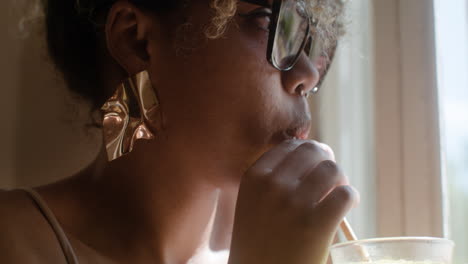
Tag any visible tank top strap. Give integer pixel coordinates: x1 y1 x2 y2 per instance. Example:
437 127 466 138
20 188 80 264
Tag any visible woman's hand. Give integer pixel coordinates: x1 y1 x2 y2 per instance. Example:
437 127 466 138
228 139 359 264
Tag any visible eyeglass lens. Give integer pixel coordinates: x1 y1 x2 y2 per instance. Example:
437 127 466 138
306 36 334 79
272 0 336 85
271 0 309 70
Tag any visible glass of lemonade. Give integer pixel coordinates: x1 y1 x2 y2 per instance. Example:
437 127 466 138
330 237 454 264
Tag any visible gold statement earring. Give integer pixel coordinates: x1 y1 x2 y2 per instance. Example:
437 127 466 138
101 70 162 161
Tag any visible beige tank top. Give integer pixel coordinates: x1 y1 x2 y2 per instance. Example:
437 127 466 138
21 188 79 264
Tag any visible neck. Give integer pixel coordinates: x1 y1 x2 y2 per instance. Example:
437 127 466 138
87 135 247 264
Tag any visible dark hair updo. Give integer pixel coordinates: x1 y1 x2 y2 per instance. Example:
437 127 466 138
43 0 238 113
43 0 185 112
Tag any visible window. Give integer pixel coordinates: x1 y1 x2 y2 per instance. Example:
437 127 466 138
434 0 468 262
313 0 376 239
315 1 468 255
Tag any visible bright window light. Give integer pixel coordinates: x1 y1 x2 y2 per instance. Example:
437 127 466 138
434 0 468 262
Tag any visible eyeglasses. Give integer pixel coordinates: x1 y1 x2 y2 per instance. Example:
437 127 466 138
240 0 337 89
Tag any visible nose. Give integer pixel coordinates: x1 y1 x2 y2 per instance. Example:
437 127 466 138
280 52 320 96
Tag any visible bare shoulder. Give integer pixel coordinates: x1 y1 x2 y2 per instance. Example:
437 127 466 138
0 189 40 232
0 189 66 263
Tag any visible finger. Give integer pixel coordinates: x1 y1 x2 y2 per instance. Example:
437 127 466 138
246 139 309 177
296 160 347 204
271 142 332 184
313 185 359 230
318 143 335 162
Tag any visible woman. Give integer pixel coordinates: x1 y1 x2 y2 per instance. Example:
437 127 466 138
0 0 358 263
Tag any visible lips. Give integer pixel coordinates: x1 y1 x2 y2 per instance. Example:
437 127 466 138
284 120 312 140
296 123 311 139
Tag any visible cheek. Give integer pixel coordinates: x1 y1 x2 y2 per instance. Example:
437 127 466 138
209 28 290 135
243 85 293 143
229 24 294 139
151 14 292 143
172 23 274 115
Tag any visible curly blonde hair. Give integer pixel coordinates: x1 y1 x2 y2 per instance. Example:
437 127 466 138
205 0 347 50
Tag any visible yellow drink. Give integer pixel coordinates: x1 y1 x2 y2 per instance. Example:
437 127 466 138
330 237 454 264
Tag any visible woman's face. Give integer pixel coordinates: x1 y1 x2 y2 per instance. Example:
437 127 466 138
137 0 320 169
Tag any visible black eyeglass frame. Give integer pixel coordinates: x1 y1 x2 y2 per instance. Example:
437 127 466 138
240 0 337 89
241 0 313 71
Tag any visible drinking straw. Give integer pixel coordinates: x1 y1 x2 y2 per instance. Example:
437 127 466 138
339 218 372 261
340 218 358 241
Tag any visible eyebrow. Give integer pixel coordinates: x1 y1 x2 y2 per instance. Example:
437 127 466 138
240 0 271 7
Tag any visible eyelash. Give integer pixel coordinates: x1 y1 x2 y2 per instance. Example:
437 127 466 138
239 8 273 31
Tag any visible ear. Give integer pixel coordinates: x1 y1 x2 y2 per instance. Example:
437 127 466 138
105 0 157 75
